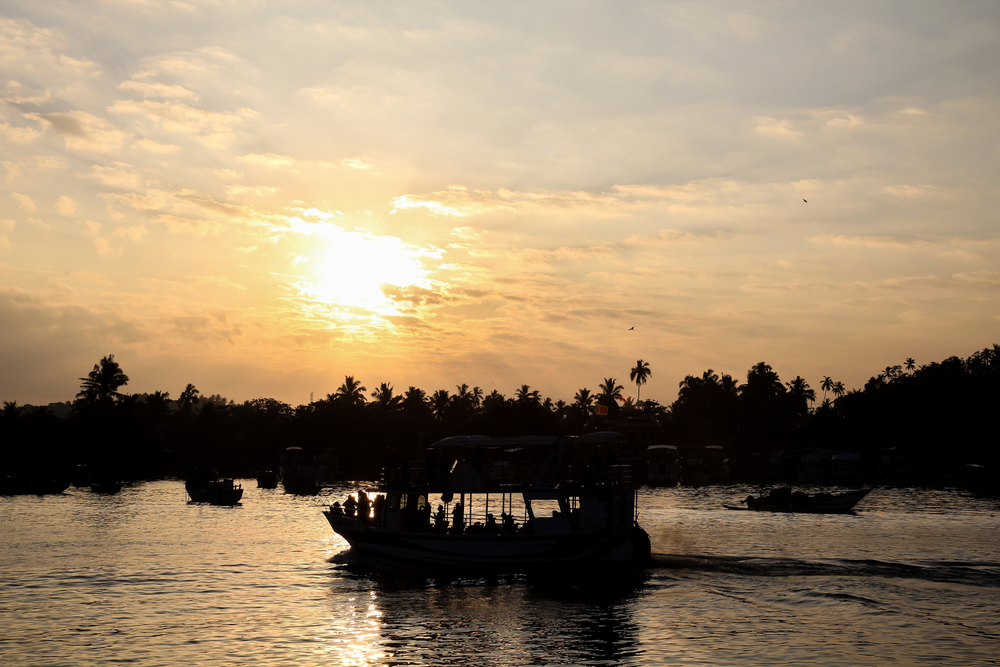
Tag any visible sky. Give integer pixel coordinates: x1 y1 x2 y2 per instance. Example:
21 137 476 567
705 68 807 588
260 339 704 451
1 1 998 408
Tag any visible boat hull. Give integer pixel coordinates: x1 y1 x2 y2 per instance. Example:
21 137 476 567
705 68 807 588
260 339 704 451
325 513 649 571
185 479 243 505
724 488 873 513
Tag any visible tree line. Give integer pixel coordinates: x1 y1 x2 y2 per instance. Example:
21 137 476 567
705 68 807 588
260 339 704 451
2 346 997 483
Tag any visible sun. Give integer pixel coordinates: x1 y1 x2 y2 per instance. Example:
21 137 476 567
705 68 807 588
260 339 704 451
309 229 431 313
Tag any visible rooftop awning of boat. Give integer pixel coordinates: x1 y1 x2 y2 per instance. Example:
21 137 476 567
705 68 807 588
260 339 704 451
431 435 564 449
576 431 630 445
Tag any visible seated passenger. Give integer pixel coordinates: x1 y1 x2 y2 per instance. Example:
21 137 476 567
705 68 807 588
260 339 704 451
484 513 499 535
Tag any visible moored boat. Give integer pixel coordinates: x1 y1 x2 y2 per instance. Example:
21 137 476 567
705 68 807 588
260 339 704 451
281 447 319 495
185 476 243 505
324 432 651 572
724 486 874 513
89 478 123 495
0 474 72 495
256 469 279 489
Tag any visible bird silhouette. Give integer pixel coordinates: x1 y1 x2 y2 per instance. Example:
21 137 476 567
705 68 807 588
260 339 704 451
803 199 808 203
628 326 634 330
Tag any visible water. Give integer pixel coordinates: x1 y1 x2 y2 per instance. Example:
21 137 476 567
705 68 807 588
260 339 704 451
2 483 998 666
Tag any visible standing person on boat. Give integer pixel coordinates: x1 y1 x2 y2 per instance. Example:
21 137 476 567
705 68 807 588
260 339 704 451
372 494 385 525
344 495 357 517
450 502 464 534
358 490 370 524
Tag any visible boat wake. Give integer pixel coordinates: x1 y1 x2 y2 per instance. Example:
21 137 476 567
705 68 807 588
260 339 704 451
649 553 1000 587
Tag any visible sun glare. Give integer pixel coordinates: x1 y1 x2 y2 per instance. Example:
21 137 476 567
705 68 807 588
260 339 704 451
310 230 430 312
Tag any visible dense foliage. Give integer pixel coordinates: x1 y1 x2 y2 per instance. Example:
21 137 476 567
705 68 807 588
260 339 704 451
1 345 997 483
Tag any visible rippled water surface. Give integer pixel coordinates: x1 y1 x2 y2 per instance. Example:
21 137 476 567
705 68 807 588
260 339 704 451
2 483 998 666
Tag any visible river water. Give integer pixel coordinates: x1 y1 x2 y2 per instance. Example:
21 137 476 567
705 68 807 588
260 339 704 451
1 482 997 666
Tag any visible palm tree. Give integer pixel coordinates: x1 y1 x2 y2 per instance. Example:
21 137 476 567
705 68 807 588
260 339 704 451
832 381 846 399
430 389 451 421
905 357 916 373
76 354 130 406
2 400 21 420
371 382 401 411
144 391 171 422
820 376 833 402
629 359 652 403
471 386 483 410
515 384 540 404
785 376 816 413
178 383 201 408
401 386 430 418
597 377 624 405
335 376 367 406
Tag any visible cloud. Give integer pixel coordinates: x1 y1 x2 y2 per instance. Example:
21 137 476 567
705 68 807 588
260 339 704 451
91 162 142 189
153 213 225 236
24 111 126 152
109 99 253 144
100 190 169 211
237 153 297 167
225 185 279 197
342 158 373 170
55 196 78 215
132 138 181 154
112 225 149 242
754 116 803 139
810 234 928 250
118 80 199 100
93 237 121 256
11 192 35 211
0 121 42 143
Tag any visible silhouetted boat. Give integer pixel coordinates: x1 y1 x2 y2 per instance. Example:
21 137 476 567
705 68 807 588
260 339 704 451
89 478 123 494
256 470 279 489
185 477 243 505
724 487 874 513
324 432 651 571
0 475 72 495
281 447 319 495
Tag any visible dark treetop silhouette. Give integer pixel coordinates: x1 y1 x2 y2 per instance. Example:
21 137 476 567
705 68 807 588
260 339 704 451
2 345 998 488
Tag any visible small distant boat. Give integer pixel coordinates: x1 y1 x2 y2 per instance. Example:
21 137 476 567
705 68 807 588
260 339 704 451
0 475 72 495
281 447 319 495
185 477 243 505
724 487 874 513
256 470 279 489
89 478 123 495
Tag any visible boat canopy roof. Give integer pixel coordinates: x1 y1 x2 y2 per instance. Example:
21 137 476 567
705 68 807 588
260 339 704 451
431 435 563 449
430 431 631 449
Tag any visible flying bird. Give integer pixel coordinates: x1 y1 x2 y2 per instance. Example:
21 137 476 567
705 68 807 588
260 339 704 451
629 326 634 330
803 199 808 203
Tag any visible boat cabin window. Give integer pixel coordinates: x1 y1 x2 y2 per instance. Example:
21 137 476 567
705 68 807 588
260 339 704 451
416 494 427 511
527 498 561 519
389 494 400 511
399 494 408 510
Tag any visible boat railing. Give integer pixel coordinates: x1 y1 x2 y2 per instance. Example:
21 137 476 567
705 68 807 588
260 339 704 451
379 460 637 491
